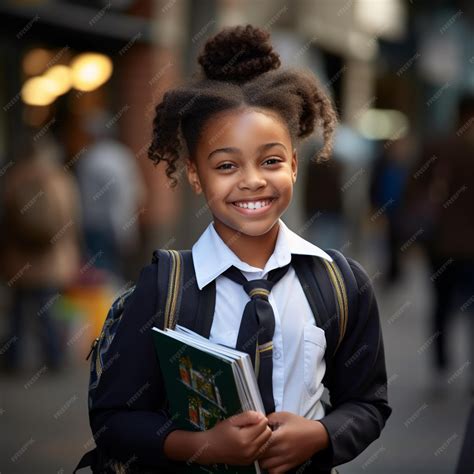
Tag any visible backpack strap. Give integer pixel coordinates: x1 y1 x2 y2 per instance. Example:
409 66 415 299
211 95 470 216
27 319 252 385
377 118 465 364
292 254 332 330
324 248 358 351
153 249 185 329
293 249 357 358
320 252 348 353
173 249 216 337
293 254 339 357
153 249 216 337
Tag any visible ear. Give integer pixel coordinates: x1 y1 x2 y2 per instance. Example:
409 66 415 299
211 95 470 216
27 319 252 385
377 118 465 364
291 149 298 183
186 158 202 195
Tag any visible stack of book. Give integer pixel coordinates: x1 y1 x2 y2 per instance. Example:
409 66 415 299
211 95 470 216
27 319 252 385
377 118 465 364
152 325 265 473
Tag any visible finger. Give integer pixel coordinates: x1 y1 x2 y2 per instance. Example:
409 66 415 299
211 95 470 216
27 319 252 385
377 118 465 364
266 415 284 431
257 427 283 454
257 442 280 461
241 416 270 441
253 426 273 455
260 455 288 471
263 423 282 445
229 410 265 428
257 431 283 460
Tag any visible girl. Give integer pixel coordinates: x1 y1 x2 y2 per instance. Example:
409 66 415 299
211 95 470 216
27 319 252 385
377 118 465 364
89 25 391 474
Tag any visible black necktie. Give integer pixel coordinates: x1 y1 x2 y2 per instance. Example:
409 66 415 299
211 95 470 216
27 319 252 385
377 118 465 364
222 262 291 414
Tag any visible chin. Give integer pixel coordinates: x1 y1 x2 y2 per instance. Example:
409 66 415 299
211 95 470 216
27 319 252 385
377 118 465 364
232 219 280 237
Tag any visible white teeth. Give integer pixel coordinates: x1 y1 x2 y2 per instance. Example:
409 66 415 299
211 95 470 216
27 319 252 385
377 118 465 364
234 199 272 209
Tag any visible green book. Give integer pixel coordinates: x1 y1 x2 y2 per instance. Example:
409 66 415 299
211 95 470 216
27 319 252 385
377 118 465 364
151 325 265 474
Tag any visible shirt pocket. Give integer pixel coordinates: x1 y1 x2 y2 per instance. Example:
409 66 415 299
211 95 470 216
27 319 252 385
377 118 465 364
303 323 327 395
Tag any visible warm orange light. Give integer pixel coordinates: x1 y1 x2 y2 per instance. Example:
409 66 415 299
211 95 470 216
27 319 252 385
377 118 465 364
44 65 72 96
21 77 57 106
70 53 113 91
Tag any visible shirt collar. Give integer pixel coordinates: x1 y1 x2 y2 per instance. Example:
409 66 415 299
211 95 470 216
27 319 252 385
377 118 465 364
192 218 333 290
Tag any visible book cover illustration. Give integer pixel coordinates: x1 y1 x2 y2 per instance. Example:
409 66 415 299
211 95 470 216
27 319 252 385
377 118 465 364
178 354 225 430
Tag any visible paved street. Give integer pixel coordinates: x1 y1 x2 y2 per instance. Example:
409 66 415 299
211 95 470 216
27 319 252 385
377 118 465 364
338 251 471 474
1 252 471 474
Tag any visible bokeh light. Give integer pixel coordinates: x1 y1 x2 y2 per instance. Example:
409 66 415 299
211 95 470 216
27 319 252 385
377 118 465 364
70 53 113 92
21 76 58 106
43 65 73 96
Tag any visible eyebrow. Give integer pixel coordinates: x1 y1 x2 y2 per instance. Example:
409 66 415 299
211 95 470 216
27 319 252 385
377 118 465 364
207 142 287 160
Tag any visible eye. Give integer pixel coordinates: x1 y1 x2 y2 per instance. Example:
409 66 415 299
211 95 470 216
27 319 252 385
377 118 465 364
263 157 282 166
216 163 235 170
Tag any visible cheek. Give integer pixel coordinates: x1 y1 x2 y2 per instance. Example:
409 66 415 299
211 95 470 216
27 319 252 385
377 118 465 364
275 173 294 196
203 181 229 208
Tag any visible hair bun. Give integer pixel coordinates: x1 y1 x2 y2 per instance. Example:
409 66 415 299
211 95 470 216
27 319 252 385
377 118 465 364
197 24 280 83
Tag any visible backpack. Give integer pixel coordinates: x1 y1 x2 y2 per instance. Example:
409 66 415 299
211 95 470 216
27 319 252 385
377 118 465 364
74 248 357 473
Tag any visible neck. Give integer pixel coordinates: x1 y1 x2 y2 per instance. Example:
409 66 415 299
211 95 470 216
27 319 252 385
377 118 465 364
213 221 281 270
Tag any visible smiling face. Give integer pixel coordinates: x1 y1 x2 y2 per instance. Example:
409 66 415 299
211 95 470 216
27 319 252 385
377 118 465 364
186 106 297 241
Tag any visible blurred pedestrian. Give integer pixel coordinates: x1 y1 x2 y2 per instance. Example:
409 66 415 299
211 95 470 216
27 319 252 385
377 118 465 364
0 135 81 372
76 109 146 281
405 94 474 374
369 136 413 284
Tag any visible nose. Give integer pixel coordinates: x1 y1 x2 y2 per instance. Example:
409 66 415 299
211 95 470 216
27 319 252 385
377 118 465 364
238 165 267 191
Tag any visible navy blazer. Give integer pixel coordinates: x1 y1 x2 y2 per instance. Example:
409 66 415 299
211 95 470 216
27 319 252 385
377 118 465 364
89 257 392 472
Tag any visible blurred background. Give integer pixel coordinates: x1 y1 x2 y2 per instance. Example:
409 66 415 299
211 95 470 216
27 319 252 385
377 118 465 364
0 0 473 472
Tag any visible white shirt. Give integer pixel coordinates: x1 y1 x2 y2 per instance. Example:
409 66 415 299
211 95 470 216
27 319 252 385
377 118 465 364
192 218 333 420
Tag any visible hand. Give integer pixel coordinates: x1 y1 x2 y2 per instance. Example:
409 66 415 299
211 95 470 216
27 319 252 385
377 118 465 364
257 411 330 473
202 410 273 466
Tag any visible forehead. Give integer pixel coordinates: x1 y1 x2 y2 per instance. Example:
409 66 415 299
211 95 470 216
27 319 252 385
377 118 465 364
198 107 291 150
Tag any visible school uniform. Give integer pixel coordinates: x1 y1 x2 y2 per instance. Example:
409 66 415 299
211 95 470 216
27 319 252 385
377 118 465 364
89 219 391 473
193 218 329 421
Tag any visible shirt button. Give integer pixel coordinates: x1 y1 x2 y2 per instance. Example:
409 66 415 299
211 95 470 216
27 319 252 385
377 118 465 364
274 349 281 359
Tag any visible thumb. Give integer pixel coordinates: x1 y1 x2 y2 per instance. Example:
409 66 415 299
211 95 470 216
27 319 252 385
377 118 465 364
229 410 265 428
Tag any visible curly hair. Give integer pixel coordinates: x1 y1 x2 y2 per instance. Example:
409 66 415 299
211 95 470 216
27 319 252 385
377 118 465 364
148 24 338 188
